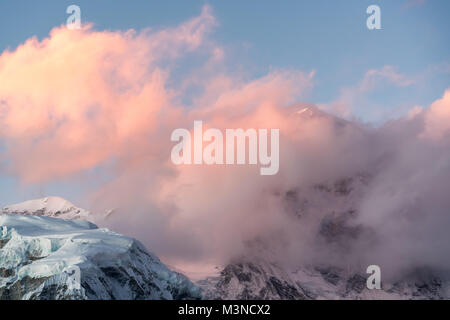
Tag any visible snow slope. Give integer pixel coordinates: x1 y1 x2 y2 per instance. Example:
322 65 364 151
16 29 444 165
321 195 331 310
0 214 200 300
2 197 90 220
198 259 450 300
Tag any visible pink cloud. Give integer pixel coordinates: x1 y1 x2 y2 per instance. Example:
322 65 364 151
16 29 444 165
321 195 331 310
1 5 450 277
0 6 216 183
422 89 450 140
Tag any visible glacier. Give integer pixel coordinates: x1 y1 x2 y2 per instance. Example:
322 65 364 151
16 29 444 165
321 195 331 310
0 212 200 300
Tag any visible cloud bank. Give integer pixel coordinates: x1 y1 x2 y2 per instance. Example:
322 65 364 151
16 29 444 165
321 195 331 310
0 6 449 278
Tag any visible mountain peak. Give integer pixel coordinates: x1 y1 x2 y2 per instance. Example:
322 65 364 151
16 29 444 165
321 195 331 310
0 213 200 299
2 196 90 220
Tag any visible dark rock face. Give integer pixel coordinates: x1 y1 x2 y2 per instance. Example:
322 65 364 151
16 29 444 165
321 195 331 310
198 261 314 300
345 274 367 294
268 276 306 299
316 266 342 286
0 239 9 249
0 268 14 278
0 276 49 300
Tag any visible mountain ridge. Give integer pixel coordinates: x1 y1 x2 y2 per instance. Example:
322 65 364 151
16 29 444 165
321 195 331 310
0 207 200 300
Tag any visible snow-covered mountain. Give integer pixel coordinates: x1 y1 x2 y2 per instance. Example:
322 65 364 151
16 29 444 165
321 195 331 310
2 197 90 220
2 191 449 300
0 212 200 300
197 174 450 300
198 259 450 300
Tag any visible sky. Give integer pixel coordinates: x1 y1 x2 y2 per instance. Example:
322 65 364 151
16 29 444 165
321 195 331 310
1 0 448 109
0 1 449 270
0 0 448 201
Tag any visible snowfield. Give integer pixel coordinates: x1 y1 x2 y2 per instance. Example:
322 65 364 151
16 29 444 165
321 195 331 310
2 196 90 220
0 212 200 300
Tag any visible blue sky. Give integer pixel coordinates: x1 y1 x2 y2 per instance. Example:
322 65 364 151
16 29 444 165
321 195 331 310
0 0 449 205
0 0 448 110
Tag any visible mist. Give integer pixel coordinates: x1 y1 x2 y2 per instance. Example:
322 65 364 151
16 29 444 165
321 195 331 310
0 6 449 280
